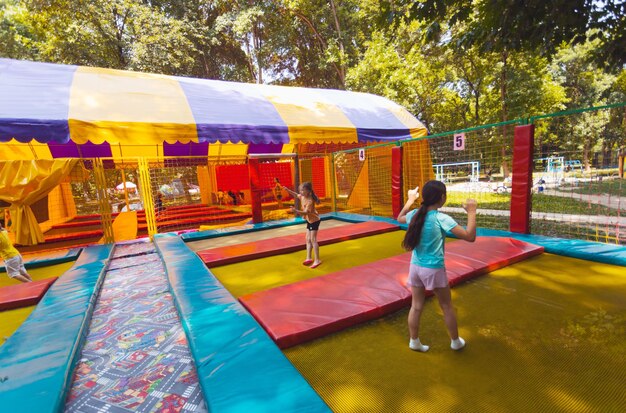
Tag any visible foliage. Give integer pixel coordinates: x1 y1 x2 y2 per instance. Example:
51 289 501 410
0 0 623 149
392 0 626 68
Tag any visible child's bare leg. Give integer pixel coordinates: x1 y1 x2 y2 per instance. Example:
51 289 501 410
433 286 465 350
12 274 31 283
433 286 458 338
20 269 33 282
408 286 429 352
305 230 313 261
310 230 320 264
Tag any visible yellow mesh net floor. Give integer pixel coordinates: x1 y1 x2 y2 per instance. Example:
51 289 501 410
285 253 626 413
211 229 625 412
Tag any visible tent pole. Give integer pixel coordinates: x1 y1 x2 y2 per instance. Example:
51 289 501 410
121 168 130 210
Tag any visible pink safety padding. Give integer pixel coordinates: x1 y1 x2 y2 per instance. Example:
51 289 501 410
198 221 399 267
240 237 543 349
0 277 58 311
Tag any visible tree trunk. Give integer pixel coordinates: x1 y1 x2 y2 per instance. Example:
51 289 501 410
328 0 346 88
583 139 591 172
602 141 611 168
253 22 263 84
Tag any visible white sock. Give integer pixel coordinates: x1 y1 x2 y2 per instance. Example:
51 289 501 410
409 338 429 352
451 337 466 350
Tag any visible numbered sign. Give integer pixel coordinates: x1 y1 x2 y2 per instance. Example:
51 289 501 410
358 148 366 161
453 133 465 151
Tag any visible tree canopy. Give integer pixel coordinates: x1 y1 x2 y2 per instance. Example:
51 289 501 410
0 0 624 139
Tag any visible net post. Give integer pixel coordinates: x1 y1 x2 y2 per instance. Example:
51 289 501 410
138 158 157 239
93 158 114 244
248 157 263 223
510 124 534 234
391 144 403 218
330 153 337 213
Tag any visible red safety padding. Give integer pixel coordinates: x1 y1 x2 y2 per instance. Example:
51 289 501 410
240 237 543 349
216 164 250 192
198 221 399 267
510 124 534 233
45 230 103 243
0 277 58 311
311 157 326 198
248 158 263 223
391 146 403 219
138 212 252 231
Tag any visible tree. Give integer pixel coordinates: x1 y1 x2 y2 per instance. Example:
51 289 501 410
548 39 617 170
0 0 37 59
391 0 626 68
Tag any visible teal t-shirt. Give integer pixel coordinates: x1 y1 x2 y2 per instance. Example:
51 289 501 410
405 209 458 269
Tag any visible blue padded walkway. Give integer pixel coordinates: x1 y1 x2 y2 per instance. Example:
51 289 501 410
0 245 113 413
64 241 207 412
154 233 330 413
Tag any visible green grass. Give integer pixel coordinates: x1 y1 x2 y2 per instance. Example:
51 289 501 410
561 179 625 197
532 193 620 216
530 219 622 244
446 192 510 210
447 191 619 216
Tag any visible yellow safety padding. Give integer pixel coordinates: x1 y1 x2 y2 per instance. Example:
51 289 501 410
347 160 370 209
0 159 78 245
111 211 138 242
47 182 77 225
197 166 211 205
199 217 251 231
68 66 197 145
0 306 34 347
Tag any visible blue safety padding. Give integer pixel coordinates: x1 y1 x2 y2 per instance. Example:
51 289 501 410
180 217 304 242
182 212 400 243
180 216 330 242
325 211 400 226
380 210 626 267
475 229 626 267
0 248 82 273
154 233 330 413
0 244 114 413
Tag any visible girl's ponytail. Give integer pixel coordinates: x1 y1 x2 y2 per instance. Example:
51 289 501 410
401 180 447 251
311 190 320 204
402 205 429 250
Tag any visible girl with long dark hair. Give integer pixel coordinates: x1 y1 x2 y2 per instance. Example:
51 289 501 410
397 180 477 352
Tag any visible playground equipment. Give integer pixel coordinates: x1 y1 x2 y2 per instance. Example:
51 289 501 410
535 156 564 173
0 58 428 248
434 161 480 183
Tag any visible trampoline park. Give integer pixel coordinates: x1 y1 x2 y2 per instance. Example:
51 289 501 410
0 58 625 413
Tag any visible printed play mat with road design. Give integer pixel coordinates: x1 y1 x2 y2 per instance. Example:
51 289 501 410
65 242 207 412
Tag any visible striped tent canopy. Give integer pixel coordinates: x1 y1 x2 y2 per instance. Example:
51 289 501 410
0 58 427 160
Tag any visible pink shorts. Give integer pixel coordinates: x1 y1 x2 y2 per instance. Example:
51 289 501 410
407 264 449 290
